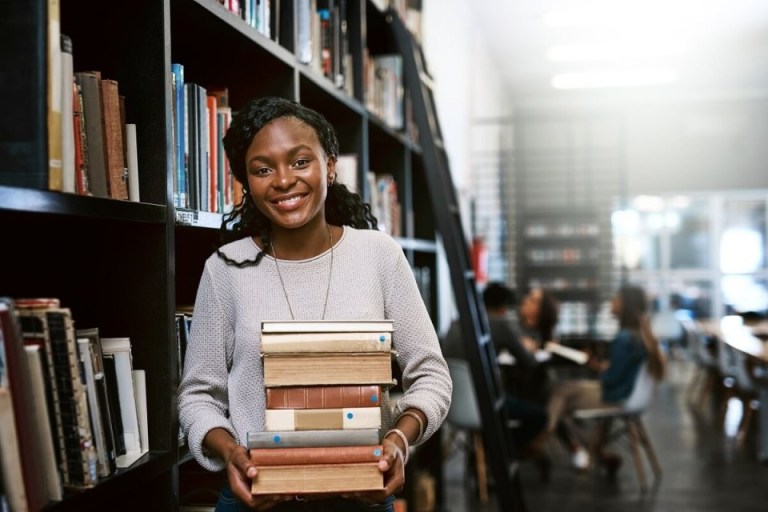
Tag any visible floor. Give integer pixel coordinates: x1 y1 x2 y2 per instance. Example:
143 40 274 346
442 358 768 512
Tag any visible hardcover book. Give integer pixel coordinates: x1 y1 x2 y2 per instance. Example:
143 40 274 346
250 463 384 495
544 341 589 365
265 385 382 409
265 406 381 431
262 352 393 387
247 428 381 449
250 445 383 466
261 319 394 334
260 331 392 353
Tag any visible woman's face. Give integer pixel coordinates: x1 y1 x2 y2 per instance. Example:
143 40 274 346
521 288 543 325
611 294 622 318
244 116 335 233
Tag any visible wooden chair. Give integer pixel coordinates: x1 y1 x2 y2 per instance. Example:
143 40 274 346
572 363 662 491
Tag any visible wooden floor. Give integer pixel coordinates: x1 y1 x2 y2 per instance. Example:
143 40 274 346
442 358 768 512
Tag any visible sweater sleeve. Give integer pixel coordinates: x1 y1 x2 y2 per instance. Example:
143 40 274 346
178 260 237 471
383 242 452 445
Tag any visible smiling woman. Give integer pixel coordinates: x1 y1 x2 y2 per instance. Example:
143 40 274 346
177 97 452 512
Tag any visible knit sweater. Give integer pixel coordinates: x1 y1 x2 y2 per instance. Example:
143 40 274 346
178 226 452 471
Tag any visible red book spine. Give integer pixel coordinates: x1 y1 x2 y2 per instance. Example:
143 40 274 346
250 445 383 466
266 385 382 409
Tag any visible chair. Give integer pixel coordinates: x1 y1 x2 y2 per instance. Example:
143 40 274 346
572 362 662 491
680 317 719 410
443 357 489 503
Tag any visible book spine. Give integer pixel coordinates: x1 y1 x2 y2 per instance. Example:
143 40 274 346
47 0 63 191
101 354 126 458
60 34 75 193
265 385 382 409
265 407 381 431
75 72 108 197
247 428 381 448
100 79 128 200
250 445 383 466
260 331 392 353
77 339 110 478
126 123 140 201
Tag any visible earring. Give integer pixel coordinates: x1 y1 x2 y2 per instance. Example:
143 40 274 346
328 174 335 187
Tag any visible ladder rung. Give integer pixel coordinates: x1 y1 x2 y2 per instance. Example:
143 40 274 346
507 460 520 478
419 71 436 90
494 396 506 413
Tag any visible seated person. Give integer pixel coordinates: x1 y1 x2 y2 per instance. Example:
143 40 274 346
441 282 548 459
540 285 667 473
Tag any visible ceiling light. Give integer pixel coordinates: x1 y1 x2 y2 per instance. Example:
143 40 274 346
551 68 678 89
547 41 687 62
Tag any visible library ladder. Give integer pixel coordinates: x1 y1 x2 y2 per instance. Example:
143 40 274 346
388 11 527 512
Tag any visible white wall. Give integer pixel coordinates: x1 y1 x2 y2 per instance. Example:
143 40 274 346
422 0 512 334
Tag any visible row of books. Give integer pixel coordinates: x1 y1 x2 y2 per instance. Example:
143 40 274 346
49 33 140 200
368 172 402 237
249 319 396 495
298 0 354 96
218 0 276 40
364 53 404 130
170 64 241 212
0 298 148 512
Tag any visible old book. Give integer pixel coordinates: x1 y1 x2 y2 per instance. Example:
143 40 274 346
250 463 383 495
544 341 589 365
262 352 393 387
0 388 27 512
77 338 112 478
265 407 381 431
247 428 380 449
261 331 392 353
266 385 382 409
100 79 128 199
75 71 108 197
47 0 63 191
250 445 383 466
60 34 75 193
261 319 394 334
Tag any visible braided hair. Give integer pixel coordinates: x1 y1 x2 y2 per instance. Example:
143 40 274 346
217 96 378 267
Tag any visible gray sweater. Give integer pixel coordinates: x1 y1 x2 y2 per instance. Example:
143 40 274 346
178 226 452 471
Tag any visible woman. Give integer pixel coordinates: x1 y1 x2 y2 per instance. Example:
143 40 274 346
518 287 560 351
544 285 666 471
178 97 451 511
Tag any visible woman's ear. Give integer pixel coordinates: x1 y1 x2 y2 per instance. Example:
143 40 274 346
326 156 337 187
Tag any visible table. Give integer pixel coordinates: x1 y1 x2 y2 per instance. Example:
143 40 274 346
712 316 768 462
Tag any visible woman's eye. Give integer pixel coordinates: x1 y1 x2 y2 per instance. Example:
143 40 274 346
293 158 310 168
249 167 271 176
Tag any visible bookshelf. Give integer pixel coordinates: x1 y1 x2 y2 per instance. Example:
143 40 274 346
1 1 439 510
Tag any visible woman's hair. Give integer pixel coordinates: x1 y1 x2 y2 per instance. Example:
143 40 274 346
617 285 666 381
216 96 378 267
537 289 560 342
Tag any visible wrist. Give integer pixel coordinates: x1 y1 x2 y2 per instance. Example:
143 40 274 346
384 428 410 465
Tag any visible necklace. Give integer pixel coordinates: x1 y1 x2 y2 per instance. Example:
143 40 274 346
270 225 334 320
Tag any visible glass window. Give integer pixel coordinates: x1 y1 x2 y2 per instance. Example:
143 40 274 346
667 279 713 319
669 197 711 269
720 199 766 273
721 276 768 316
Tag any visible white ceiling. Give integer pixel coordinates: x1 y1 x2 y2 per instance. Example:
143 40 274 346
469 0 768 100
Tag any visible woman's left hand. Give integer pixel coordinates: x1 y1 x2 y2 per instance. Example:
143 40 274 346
343 436 405 504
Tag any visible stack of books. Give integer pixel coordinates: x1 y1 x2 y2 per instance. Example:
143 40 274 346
249 319 396 496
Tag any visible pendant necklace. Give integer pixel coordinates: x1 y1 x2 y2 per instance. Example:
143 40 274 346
270 225 334 320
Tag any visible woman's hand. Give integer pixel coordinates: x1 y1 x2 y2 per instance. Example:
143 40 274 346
224 444 291 511
344 436 405 504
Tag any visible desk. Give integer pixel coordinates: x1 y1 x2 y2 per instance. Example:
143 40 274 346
710 316 768 462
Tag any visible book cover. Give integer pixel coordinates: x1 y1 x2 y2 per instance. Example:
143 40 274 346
260 331 391 353
60 34 75 194
250 462 383 495
76 338 113 478
247 428 380 449
250 445 383 466
262 352 393 387
544 341 589 365
261 319 394 334
265 385 382 409
265 406 381 431
126 123 140 202
74 71 108 197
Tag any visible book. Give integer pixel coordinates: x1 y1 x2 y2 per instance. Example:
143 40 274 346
60 34 75 194
101 337 146 467
47 0 63 191
260 331 392 353
261 319 394 334
75 71 108 197
25 345 63 501
265 407 381 431
262 352 393 387
544 341 589 365
126 123 140 201
250 445 383 466
0 298 50 510
247 428 380 449
100 79 128 200
133 369 149 455
250 463 384 495
266 385 382 409
0 388 27 512
76 338 112 478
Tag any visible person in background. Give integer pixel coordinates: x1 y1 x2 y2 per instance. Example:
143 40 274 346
178 96 452 512
539 285 666 475
442 282 549 475
518 287 561 352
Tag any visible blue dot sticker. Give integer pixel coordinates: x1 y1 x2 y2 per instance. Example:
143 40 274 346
347 412 354 419
379 335 386 342
373 449 382 457
272 435 281 444
370 394 378 403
